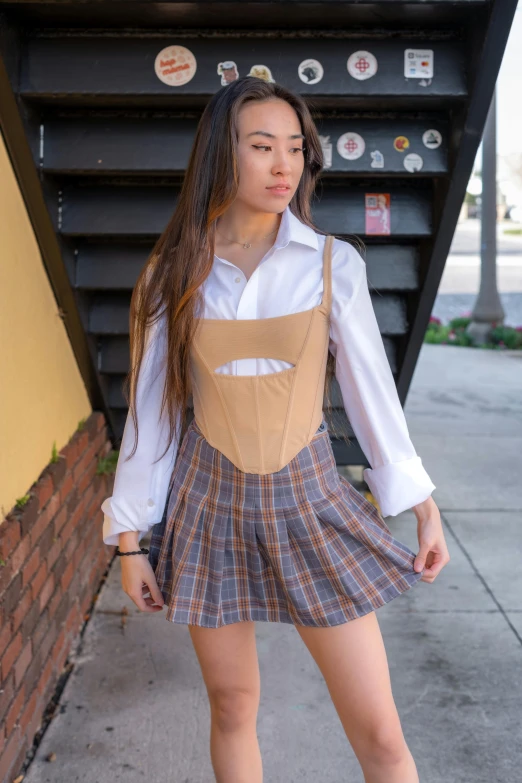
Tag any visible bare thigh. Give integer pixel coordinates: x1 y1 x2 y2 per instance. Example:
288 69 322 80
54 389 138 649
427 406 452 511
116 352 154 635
294 611 407 760
188 621 261 726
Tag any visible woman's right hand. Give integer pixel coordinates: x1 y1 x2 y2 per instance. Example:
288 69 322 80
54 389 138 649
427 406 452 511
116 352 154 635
118 531 165 612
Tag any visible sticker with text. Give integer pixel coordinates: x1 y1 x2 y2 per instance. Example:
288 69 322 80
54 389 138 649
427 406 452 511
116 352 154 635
403 153 423 172
404 49 434 79
155 45 197 86
365 193 391 236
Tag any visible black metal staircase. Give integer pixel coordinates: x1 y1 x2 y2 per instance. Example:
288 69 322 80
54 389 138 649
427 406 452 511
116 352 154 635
0 0 517 466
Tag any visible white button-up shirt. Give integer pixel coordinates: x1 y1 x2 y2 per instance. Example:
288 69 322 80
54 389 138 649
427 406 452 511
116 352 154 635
101 205 435 546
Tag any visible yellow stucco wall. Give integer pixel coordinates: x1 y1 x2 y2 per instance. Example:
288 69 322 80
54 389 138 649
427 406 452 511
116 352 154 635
0 128 92 520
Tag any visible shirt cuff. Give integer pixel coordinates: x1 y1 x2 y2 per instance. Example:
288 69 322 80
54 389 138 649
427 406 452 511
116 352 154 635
101 496 159 547
362 455 436 518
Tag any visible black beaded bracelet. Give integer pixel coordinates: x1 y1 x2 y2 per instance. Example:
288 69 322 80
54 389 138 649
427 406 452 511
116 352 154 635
115 547 149 556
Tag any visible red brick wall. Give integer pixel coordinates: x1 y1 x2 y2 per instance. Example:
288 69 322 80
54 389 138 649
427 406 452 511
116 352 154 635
0 411 115 783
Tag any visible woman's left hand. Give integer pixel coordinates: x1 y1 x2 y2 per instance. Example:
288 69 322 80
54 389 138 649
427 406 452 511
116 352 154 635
411 496 450 583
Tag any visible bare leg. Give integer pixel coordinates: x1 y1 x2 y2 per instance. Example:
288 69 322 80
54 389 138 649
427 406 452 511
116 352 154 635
294 611 419 783
188 621 262 783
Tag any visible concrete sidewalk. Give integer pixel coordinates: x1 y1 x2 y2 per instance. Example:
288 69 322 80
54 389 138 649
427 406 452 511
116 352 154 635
22 344 522 783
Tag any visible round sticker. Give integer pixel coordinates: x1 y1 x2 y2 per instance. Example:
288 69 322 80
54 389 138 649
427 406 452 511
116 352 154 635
217 60 239 86
155 45 197 86
298 58 324 85
248 64 275 83
337 132 365 161
347 51 378 80
422 129 442 149
403 153 423 172
393 135 410 152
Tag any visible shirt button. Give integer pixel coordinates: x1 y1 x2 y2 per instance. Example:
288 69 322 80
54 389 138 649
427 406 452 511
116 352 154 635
234 276 241 283
147 499 154 507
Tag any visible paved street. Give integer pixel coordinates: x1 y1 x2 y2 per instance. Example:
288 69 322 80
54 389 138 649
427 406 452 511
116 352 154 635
434 219 522 325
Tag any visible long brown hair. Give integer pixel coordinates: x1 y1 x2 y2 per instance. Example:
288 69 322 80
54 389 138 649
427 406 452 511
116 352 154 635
123 75 356 463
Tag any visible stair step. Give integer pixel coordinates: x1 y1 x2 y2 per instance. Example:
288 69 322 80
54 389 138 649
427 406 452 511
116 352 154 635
61 184 432 237
42 115 449 176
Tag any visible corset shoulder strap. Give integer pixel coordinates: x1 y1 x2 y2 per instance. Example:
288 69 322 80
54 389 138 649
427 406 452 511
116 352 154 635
321 234 333 312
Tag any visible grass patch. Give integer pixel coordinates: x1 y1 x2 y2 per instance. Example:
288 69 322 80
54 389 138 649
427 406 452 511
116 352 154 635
97 450 120 475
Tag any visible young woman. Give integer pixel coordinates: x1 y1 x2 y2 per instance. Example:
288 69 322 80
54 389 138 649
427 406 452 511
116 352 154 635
101 76 449 783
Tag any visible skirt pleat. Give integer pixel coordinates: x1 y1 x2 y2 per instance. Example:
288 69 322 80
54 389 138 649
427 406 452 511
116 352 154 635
148 417 424 628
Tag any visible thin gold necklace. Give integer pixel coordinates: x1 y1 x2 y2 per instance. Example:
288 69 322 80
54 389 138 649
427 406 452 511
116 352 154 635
216 222 279 249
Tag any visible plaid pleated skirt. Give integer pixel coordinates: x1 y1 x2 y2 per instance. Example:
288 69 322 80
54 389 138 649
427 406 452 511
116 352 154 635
148 416 424 628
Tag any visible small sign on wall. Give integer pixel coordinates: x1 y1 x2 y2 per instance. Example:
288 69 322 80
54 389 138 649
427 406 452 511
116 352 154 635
404 49 434 79
365 193 391 235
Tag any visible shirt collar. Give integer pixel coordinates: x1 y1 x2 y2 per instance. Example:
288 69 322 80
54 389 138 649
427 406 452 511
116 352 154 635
274 205 319 251
214 204 319 263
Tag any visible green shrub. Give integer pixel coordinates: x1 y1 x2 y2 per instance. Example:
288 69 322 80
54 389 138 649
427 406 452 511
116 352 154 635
489 324 522 349
425 316 474 346
425 315 522 349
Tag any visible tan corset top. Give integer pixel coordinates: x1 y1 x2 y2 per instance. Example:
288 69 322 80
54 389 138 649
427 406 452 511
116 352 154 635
189 234 333 474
